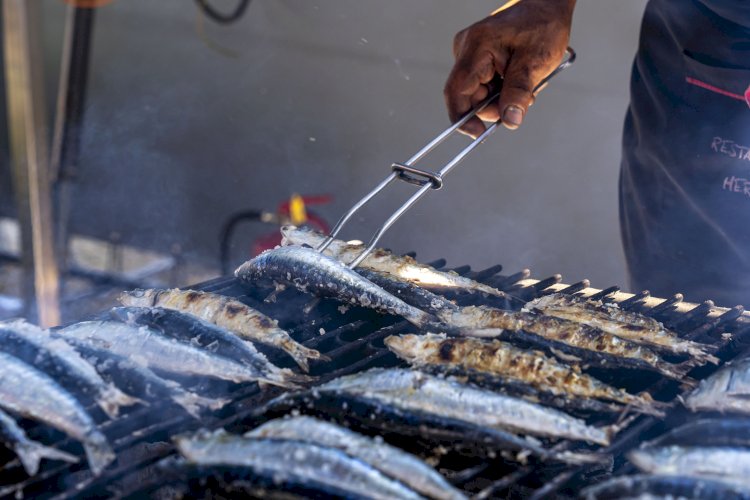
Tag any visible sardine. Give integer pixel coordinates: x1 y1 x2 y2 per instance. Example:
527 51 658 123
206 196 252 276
527 293 718 364
174 430 424 500
235 246 434 328
629 446 750 487
312 368 612 445
280 225 510 300
451 307 694 381
108 306 297 373
0 408 77 475
60 335 227 419
57 321 305 389
581 474 750 500
641 418 750 449
385 333 662 415
0 320 140 419
0 352 114 475
684 356 750 414
245 416 467 500
118 289 323 372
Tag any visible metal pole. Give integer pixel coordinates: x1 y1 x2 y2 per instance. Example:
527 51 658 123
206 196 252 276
3 0 61 326
51 4 95 271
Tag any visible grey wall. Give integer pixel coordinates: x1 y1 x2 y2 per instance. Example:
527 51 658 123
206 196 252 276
13 0 648 288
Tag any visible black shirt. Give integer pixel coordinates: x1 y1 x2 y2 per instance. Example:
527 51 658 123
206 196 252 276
619 0 750 306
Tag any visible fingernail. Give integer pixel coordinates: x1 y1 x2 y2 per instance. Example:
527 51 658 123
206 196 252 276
502 105 524 129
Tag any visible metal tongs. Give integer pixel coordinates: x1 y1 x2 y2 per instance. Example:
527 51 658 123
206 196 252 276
317 48 577 269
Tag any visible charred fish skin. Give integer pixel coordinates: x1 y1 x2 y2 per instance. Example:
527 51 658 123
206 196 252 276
0 320 140 419
57 321 306 389
453 307 694 381
0 407 77 476
315 368 611 446
527 293 718 364
384 333 661 415
628 446 750 486
280 225 510 300
684 356 750 414
235 246 434 328
0 352 114 475
174 430 425 500
59 335 227 419
245 416 467 500
581 474 750 500
118 289 324 372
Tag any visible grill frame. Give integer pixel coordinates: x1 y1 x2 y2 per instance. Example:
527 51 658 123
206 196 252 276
0 259 748 499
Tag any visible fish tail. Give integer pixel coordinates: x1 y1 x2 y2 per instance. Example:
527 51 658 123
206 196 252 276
16 442 78 475
171 391 229 419
260 369 314 390
287 345 329 373
627 395 669 418
685 343 720 365
602 413 639 445
100 386 146 419
655 358 696 383
83 433 115 476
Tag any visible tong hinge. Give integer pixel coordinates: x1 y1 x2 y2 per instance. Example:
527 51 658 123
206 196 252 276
392 162 443 190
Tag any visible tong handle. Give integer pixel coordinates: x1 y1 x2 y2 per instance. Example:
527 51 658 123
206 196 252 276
319 48 576 269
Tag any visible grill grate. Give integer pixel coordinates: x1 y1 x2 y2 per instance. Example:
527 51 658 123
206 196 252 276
0 258 749 499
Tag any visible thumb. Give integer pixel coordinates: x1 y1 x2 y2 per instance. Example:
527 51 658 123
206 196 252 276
495 57 538 130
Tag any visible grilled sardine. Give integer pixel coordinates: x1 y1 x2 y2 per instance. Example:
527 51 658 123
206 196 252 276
385 333 661 415
58 321 305 389
527 293 718 363
452 307 694 381
0 352 114 475
684 355 750 414
582 474 750 500
281 225 510 299
0 320 140 419
236 246 434 328
118 289 323 372
175 430 424 499
61 336 227 418
0 408 77 475
246 416 467 500
314 368 612 445
629 446 750 487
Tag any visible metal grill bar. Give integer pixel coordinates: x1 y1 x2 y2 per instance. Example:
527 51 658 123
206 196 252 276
2 261 749 500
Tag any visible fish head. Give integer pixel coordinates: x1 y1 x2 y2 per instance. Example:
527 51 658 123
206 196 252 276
118 289 157 307
384 334 411 355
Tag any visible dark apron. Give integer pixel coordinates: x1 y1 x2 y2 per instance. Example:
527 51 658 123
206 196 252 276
620 0 750 307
